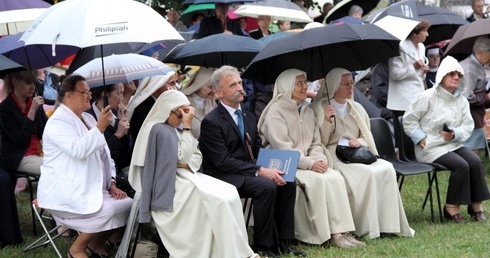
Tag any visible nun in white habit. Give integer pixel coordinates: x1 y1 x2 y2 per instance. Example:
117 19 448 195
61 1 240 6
258 69 364 248
128 90 257 258
310 68 415 239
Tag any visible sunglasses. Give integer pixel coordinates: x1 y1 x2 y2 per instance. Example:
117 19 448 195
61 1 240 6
171 110 182 119
448 71 463 79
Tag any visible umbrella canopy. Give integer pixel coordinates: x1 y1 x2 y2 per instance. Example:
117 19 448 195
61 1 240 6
72 54 174 88
242 23 400 85
0 55 26 78
367 0 419 40
163 34 266 69
417 5 468 46
66 42 155 74
181 4 215 26
20 0 184 55
325 0 384 24
259 30 300 44
444 18 490 57
184 0 255 4
0 32 79 68
0 0 51 36
234 0 313 23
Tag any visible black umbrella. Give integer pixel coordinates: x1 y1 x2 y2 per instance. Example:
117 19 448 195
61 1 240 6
163 34 265 69
242 23 400 85
0 55 25 78
325 0 384 24
417 5 468 46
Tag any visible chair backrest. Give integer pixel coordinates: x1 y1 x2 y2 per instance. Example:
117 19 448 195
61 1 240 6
370 117 398 161
397 116 417 162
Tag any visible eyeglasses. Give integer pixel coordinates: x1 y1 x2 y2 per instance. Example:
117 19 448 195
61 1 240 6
171 110 182 119
448 71 463 79
339 81 355 87
167 80 177 86
75 90 92 97
295 81 307 87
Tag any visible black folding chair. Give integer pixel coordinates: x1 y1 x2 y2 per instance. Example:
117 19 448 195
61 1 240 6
370 118 439 222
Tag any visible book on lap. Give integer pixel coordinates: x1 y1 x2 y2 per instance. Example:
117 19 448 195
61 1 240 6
256 148 300 182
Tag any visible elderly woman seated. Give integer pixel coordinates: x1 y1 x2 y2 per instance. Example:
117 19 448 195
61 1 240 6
258 69 365 248
310 68 414 239
128 90 258 258
404 56 490 223
37 75 132 258
181 67 217 138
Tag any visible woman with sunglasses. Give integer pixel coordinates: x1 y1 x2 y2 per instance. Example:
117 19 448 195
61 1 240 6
404 56 490 223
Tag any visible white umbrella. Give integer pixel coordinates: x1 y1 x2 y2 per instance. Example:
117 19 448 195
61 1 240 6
0 8 47 36
72 54 174 88
367 0 419 40
234 0 313 23
20 0 184 56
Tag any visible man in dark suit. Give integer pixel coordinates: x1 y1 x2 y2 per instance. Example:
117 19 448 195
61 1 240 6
199 66 304 257
197 3 244 39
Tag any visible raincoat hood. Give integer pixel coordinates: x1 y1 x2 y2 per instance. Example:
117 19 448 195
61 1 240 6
434 55 465 92
181 67 214 96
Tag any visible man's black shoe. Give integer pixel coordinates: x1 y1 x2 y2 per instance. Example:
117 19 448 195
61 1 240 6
280 242 306 257
252 245 280 258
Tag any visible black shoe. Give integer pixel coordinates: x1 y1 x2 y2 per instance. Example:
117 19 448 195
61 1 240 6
280 242 306 257
252 245 280 258
468 205 487 222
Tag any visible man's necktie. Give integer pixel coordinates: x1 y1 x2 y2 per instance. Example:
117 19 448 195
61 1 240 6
235 109 244 140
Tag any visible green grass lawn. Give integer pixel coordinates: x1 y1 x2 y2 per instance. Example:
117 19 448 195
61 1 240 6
2 157 490 258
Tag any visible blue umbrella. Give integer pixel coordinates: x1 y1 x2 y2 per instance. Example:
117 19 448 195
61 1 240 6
0 55 25 78
0 0 50 10
259 31 297 44
163 34 265 69
0 32 79 68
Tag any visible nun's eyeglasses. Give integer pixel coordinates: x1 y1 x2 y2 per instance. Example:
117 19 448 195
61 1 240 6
295 81 307 87
339 81 355 87
171 110 183 119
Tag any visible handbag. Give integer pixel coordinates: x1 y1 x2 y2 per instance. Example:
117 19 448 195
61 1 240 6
336 145 378 165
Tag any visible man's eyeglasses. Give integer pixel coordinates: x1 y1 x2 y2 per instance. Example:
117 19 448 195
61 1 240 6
75 90 92 97
171 110 182 119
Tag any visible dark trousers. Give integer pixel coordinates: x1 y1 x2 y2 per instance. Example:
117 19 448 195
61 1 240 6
434 146 490 205
0 169 23 247
237 176 296 247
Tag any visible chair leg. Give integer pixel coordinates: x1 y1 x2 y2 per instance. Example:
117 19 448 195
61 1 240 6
246 199 253 227
24 203 63 258
427 172 435 223
398 176 405 191
27 177 37 236
433 173 443 223
129 223 143 258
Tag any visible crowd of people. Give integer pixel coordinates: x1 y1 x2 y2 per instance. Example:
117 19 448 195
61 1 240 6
1 1 490 257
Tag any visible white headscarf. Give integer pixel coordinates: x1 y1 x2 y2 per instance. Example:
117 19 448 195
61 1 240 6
311 67 378 154
126 71 175 122
129 90 190 192
311 68 351 126
257 69 307 130
181 67 214 96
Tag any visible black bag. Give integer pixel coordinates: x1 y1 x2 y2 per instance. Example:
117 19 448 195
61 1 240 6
336 145 378 165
